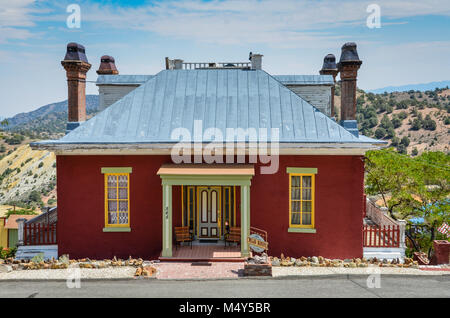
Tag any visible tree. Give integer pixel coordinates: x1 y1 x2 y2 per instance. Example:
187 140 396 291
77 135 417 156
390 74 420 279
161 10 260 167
365 149 450 258
400 136 410 147
375 127 386 139
411 118 422 130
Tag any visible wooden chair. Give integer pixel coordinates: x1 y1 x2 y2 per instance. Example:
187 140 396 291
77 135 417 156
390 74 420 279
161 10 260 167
174 226 193 250
224 227 241 247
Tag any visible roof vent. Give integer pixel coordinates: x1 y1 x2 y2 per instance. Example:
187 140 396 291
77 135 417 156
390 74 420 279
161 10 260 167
64 42 88 63
97 55 119 75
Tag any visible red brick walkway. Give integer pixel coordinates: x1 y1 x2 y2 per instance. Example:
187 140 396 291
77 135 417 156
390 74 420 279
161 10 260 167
155 262 244 279
159 245 243 262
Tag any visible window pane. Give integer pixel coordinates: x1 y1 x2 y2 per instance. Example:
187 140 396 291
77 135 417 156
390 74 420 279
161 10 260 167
291 213 300 225
118 188 128 199
302 213 312 225
108 200 117 212
118 200 128 212
302 176 311 187
291 176 300 187
302 188 311 200
107 175 117 188
118 175 128 187
108 188 117 199
302 201 312 213
292 201 300 212
291 187 299 200
108 212 117 224
118 212 128 224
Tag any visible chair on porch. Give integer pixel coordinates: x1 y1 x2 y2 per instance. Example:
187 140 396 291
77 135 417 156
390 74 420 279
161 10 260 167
174 226 193 250
224 227 241 247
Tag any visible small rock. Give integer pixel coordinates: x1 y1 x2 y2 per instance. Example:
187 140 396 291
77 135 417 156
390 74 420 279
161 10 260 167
343 259 352 263
311 256 319 264
349 262 357 268
271 258 280 266
358 263 367 268
0 264 13 273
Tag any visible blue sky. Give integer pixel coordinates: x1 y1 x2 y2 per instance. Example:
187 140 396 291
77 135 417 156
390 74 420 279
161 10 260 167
0 0 449 117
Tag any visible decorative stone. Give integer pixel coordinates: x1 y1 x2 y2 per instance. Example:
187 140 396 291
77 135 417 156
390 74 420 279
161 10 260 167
311 256 319 264
0 264 13 273
271 258 280 266
343 259 352 263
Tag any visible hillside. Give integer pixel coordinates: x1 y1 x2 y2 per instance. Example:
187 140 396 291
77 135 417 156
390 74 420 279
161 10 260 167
4 95 99 139
0 144 56 208
334 87 450 155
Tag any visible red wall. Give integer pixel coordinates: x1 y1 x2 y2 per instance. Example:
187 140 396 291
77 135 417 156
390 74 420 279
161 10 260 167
56 154 364 260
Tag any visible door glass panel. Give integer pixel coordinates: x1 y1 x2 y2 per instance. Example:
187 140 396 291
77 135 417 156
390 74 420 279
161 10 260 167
211 190 217 222
201 190 207 222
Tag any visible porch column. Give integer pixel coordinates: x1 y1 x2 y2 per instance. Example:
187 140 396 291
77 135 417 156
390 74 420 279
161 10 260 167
240 184 250 257
162 184 173 257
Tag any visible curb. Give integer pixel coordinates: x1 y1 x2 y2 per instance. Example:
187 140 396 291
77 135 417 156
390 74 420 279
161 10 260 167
0 272 448 282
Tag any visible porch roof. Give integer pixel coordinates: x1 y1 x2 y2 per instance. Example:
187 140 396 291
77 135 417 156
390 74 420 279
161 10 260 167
157 164 254 176
157 164 254 186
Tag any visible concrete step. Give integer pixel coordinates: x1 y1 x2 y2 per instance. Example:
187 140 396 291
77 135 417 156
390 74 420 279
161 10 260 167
15 245 58 261
363 247 405 261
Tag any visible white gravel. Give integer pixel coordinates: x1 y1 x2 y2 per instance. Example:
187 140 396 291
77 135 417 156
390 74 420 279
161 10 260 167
272 266 449 276
0 266 136 280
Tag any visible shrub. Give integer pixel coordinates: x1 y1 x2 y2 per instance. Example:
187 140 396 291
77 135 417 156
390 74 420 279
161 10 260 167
375 127 386 139
400 136 410 147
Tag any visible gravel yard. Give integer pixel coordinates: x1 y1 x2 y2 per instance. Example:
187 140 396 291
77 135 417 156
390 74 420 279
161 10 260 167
0 266 136 280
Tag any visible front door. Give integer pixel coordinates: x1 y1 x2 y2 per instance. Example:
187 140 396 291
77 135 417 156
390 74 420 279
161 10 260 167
197 187 221 238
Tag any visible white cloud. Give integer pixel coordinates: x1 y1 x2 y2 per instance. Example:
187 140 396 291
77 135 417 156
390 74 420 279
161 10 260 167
0 0 36 42
76 0 450 46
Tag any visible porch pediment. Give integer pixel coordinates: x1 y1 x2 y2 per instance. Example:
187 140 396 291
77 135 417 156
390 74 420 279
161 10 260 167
157 164 254 186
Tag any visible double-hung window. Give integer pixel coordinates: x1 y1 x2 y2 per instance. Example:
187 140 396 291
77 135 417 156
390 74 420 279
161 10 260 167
102 167 132 231
287 168 317 230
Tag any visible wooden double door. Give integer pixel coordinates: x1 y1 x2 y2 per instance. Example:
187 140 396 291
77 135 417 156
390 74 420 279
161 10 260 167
183 186 236 239
198 186 221 238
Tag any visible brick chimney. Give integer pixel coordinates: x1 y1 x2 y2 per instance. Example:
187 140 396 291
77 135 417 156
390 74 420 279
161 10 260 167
337 42 362 137
249 52 263 70
319 54 339 118
61 42 91 133
96 55 118 75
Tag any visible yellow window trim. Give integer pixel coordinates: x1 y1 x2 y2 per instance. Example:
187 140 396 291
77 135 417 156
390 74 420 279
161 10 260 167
289 173 315 229
104 172 130 228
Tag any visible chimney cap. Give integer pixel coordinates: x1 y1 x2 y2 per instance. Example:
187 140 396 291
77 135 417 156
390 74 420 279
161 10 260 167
338 42 361 64
321 54 337 71
64 42 89 63
97 55 118 75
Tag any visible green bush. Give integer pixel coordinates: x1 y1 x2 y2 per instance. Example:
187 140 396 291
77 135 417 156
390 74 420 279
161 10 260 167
375 127 386 139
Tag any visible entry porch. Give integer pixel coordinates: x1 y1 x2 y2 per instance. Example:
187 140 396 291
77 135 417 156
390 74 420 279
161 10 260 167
157 164 254 259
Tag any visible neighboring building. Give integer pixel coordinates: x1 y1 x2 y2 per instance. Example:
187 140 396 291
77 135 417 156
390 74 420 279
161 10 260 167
32 42 386 260
3 214 36 248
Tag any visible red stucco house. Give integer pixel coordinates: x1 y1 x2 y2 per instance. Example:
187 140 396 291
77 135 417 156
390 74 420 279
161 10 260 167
32 42 385 260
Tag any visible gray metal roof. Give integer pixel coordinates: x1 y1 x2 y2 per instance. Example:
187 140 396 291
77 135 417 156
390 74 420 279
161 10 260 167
274 75 334 85
96 75 154 85
37 69 384 145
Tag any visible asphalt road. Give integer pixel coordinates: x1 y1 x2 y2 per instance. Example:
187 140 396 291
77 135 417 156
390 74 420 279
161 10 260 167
0 275 449 298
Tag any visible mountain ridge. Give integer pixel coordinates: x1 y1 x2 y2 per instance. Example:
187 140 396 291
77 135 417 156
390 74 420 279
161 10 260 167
367 81 450 94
